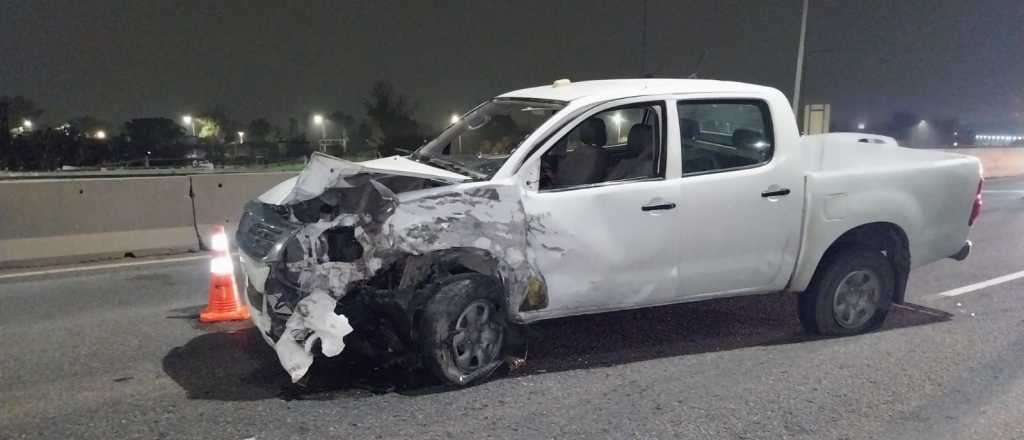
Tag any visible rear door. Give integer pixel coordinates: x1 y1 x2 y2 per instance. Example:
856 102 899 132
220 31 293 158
673 98 804 297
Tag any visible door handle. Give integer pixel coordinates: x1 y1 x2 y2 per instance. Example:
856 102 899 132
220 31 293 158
641 202 677 211
761 188 791 198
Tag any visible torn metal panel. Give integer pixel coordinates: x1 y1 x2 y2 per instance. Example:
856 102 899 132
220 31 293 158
239 153 555 382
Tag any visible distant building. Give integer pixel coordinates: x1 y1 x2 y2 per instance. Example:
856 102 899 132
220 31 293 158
973 133 1024 146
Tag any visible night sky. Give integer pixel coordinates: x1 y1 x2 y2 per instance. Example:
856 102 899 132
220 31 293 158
2 0 1021 133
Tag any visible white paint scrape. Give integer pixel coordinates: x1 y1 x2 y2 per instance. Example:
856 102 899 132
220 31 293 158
273 290 354 382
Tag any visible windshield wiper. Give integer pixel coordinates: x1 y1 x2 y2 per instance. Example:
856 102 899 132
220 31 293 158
423 156 485 179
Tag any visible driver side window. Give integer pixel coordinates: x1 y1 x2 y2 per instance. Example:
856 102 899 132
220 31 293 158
539 103 664 190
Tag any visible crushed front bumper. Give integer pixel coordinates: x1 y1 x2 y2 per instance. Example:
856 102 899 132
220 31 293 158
238 250 275 346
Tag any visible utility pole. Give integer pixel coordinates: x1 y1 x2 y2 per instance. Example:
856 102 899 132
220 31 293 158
0 102 10 152
792 0 810 115
640 0 648 76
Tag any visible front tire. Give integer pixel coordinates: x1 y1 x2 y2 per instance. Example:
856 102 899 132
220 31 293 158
419 274 507 386
799 248 894 335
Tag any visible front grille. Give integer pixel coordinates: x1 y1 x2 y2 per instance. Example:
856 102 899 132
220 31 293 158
236 201 297 260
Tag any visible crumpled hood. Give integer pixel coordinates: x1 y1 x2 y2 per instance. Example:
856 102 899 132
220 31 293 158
258 152 470 205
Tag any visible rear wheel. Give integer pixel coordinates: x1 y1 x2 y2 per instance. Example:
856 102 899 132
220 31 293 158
419 274 506 386
799 248 894 335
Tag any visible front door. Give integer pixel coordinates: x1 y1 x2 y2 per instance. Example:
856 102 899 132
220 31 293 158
520 100 683 318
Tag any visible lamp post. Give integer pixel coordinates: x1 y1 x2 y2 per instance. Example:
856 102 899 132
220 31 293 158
313 114 326 138
612 112 624 142
182 115 196 136
792 0 810 114
450 114 460 125
22 119 32 131
95 130 107 140
313 114 326 152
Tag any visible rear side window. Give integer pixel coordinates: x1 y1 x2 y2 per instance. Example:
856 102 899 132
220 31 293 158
677 100 773 175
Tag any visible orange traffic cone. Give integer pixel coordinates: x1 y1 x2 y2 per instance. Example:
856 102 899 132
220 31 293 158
200 225 251 323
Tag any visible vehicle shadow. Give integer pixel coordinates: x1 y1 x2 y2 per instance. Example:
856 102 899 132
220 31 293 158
161 293 951 401
161 319 292 401
512 293 951 377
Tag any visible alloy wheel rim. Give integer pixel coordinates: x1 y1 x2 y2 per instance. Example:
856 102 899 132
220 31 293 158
833 269 881 328
452 299 503 372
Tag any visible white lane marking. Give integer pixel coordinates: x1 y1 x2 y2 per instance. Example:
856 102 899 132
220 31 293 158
935 269 1024 297
0 254 210 281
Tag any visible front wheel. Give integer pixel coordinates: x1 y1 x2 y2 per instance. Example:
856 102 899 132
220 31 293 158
419 274 507 386
799 248 894 335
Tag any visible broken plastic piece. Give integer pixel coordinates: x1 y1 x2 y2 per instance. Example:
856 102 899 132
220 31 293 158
273 290 354 382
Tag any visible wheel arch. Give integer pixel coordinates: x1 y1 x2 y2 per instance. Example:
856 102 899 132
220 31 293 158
794 222 911 303
391 247 508 326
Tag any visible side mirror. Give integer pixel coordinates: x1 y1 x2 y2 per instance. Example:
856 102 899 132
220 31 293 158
518 158 541 192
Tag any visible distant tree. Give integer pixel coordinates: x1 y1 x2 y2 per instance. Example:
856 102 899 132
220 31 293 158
362 81 423 156
4 128 85 170
883 112 921 141
286 117 303 140
0 96 44 127
0 101 10 168
195 117 221 140
66 115 112 137
247 118 274 143
123 118 185 159
327 110 359 155
356 120 373 152
196 106 234 143
328 110 357 136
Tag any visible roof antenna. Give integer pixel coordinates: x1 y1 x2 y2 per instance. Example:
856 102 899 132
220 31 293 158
688 50 708 79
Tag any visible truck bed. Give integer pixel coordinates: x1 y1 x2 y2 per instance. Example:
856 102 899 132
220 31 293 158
787 134 982 291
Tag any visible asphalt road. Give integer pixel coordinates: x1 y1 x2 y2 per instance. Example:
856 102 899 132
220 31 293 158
2 176 1023 440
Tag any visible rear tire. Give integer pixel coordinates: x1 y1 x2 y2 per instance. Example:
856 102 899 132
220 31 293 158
419 274 507 387
799 248 894 335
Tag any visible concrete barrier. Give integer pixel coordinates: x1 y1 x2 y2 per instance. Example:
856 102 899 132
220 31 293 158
4 147 1014 269
189 172 296 249
938 147 1024 178
0 177 199 268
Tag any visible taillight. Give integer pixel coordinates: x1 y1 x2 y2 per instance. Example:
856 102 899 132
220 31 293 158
969 178 983 226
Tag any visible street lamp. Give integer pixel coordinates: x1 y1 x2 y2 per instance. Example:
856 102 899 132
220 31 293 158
313 114 327 152
612 112 624 142
313 114 327 138
857 122 866 130
237 131 245 144
182 115 196 136
95 130 107 140
22 119 32 130
450 113 460 125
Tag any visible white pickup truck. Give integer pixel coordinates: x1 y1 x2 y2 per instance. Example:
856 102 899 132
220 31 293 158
236 78 982 386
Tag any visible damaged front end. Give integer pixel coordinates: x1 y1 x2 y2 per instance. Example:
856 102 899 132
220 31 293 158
236 153 536 383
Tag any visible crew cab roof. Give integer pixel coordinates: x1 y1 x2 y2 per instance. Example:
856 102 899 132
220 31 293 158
499 78 775 103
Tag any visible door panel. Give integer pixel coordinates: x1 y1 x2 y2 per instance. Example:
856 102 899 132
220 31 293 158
674 99 803 297
522 180 682 316
674 161 802 296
